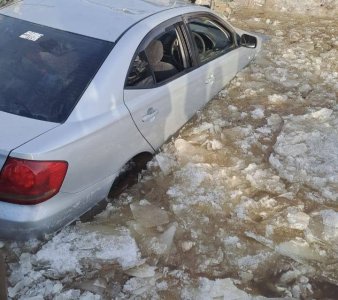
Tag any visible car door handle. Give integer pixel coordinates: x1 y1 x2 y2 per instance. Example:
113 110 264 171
142 107 159 122
205 74 215 85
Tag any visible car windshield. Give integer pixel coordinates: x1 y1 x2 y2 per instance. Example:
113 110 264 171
0 14 114 123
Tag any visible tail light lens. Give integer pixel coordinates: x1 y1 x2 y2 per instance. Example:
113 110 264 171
0 158 68 205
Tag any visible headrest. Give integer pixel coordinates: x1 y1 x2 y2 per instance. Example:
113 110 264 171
145 40 163 65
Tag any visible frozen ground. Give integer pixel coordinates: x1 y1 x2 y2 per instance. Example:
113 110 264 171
3 5 338 300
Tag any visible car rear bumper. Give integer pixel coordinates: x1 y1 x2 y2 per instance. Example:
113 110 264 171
0 174 115 240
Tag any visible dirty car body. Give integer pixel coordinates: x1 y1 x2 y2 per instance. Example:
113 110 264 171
0 0 261 239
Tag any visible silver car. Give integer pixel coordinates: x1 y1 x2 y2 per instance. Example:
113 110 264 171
0 0 260 239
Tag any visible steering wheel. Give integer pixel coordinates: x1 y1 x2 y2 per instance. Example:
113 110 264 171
170 38 183 68
193 32 206 55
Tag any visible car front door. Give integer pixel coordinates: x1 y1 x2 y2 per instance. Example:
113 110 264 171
123 19 208 150
185 14 253 100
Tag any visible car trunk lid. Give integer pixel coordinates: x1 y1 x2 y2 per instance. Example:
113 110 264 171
0 112 59 170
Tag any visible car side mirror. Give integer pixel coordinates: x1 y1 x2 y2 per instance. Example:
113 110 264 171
240 34 257 48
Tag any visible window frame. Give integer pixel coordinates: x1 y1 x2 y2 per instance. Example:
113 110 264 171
182 12 238 66
124 17 193 90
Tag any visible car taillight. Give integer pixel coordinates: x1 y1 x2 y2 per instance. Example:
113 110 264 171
0 158 68 205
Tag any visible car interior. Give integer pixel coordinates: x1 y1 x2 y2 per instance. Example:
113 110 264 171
126 16 233 88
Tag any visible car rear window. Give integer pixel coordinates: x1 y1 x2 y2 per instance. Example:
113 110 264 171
0 14 114 123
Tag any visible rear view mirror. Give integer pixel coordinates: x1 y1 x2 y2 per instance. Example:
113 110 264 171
240 34 257 48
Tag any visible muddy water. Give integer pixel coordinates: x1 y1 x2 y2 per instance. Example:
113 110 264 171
5 7 338 300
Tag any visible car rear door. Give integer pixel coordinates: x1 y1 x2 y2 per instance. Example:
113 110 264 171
123 18 208 150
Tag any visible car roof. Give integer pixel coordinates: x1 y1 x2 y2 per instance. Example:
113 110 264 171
0 0 191 42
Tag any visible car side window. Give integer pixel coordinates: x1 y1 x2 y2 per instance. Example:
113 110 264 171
187 16 233 63
126 24 188 88
126 51 154 87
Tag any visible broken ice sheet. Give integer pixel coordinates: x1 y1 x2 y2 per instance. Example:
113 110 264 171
270 108 338 201
174 138 210 163
276 238 323 262
154 153 177 175
287 207 310 231
130 200 169 228
319 210 338 242
35 226 141 275
244 164 286 194
123 276 161 297
148 223 177 255
251 107 265 119
124 264 156 278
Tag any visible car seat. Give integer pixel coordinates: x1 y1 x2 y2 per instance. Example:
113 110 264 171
145 40 178 83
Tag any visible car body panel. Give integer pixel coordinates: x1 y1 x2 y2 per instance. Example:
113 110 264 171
124 68 210 149
0 112 58 169
12 109 153 194
0 0 189 42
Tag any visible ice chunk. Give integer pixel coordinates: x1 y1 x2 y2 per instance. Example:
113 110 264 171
267 114 283 131
228 105 238 112
130 202 169 228
310 108 332 120
251 107 265 119
124 264 156 278
287 208 310 230
192 122 214 134
244 164 286 194
276 238 322 262
149 223 177 255
276 143 308 157
35 226 141 275
237 252 271 271
280 270 302 284
79 292 102 300
54 290 81 300
206 139 223 151
320 210 338 241
77 278 107 296
181 241 194 252
270 109 338 200
155 153 176 175
158 223 177 252
174 139 210 163
268 94 288 104
123 276 159 297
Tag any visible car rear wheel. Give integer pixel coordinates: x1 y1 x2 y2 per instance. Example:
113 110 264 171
108 152 153 198
80 152 153 222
